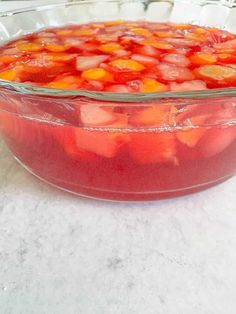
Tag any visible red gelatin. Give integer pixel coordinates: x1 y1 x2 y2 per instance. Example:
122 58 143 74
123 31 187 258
0 21 236 201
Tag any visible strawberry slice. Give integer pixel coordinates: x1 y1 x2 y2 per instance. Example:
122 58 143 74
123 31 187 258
164 38 200 48
128 133 177 164
134 45 161 57
157 63 195 82
197 126 236 158
131 54 158 66
170 80 207 92
162 53 190 67
76 55 109 71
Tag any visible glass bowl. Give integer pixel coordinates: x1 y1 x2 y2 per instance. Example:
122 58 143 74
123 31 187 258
0 0 236 201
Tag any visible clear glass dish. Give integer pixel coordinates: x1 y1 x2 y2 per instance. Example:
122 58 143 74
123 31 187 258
0 0 236 201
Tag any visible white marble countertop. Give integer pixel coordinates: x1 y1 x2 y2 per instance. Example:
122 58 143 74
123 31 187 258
1 1 236 313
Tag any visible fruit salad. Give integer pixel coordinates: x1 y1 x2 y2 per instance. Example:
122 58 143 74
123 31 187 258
0 21 235 200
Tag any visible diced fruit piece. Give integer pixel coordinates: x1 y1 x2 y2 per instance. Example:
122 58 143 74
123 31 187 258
76 128 130 158
198 127 236 158
73 29 95 36
99 43 124 53
170 80 207 92
46 43 70 52
105 84 129 92
81 68 113 82
80 105 117 127
130 106 170 126
48 75 82 89
131 28 152 36
214 39 236 52
164 38 200 47
76 55 108 71
189 52 217 65
194 65 236 84
157 63 195 82
162 53 190 67
140 78 167 93
36 52 77 63
0 68 18 81
57 127 97 162
176 116 208 147
131 54 158 66
139 40 173 51
128 133 177 164
134 45 161 57
217 53 236 64
109 59 145 71
16 42 43 52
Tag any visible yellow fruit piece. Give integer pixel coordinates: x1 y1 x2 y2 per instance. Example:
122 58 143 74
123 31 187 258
171 23 190 30
185 35 205 42
140 79 167 93
194 27 208 35
0 68 18 81
177 128 206 147
48 76 81 89
16 42 43 52
46 43 70 52
131 28 152 36
73 29 94 36
104 20 124 26
99 43 124 53
109 59 145 71
81 68 113 81
140 40 173 50
190 52 217 65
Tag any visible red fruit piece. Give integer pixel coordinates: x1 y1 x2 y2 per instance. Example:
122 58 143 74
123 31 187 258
198 126 236 158
162 53 190 67
75 128 130 158
131 54 159 66
170 80 207 92
80 105 117 127
164 38 200 48
128 133 177 164
76 55 108 71
157 63 195 82
105 84 129 92
134 45 161 57
214 39 236 53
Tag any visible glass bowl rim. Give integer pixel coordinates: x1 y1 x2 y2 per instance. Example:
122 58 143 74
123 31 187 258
1 0 236 102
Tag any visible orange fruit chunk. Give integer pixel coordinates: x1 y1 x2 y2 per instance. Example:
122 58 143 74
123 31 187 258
109 59 145 71
130 106 170 126
189 52 217 65
99 43 124 53
139 40 173 50
48 75 82 89
0 68 18 81
46 43 70 52
140 79 167 93
16 42 43 52
81 68 113 82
